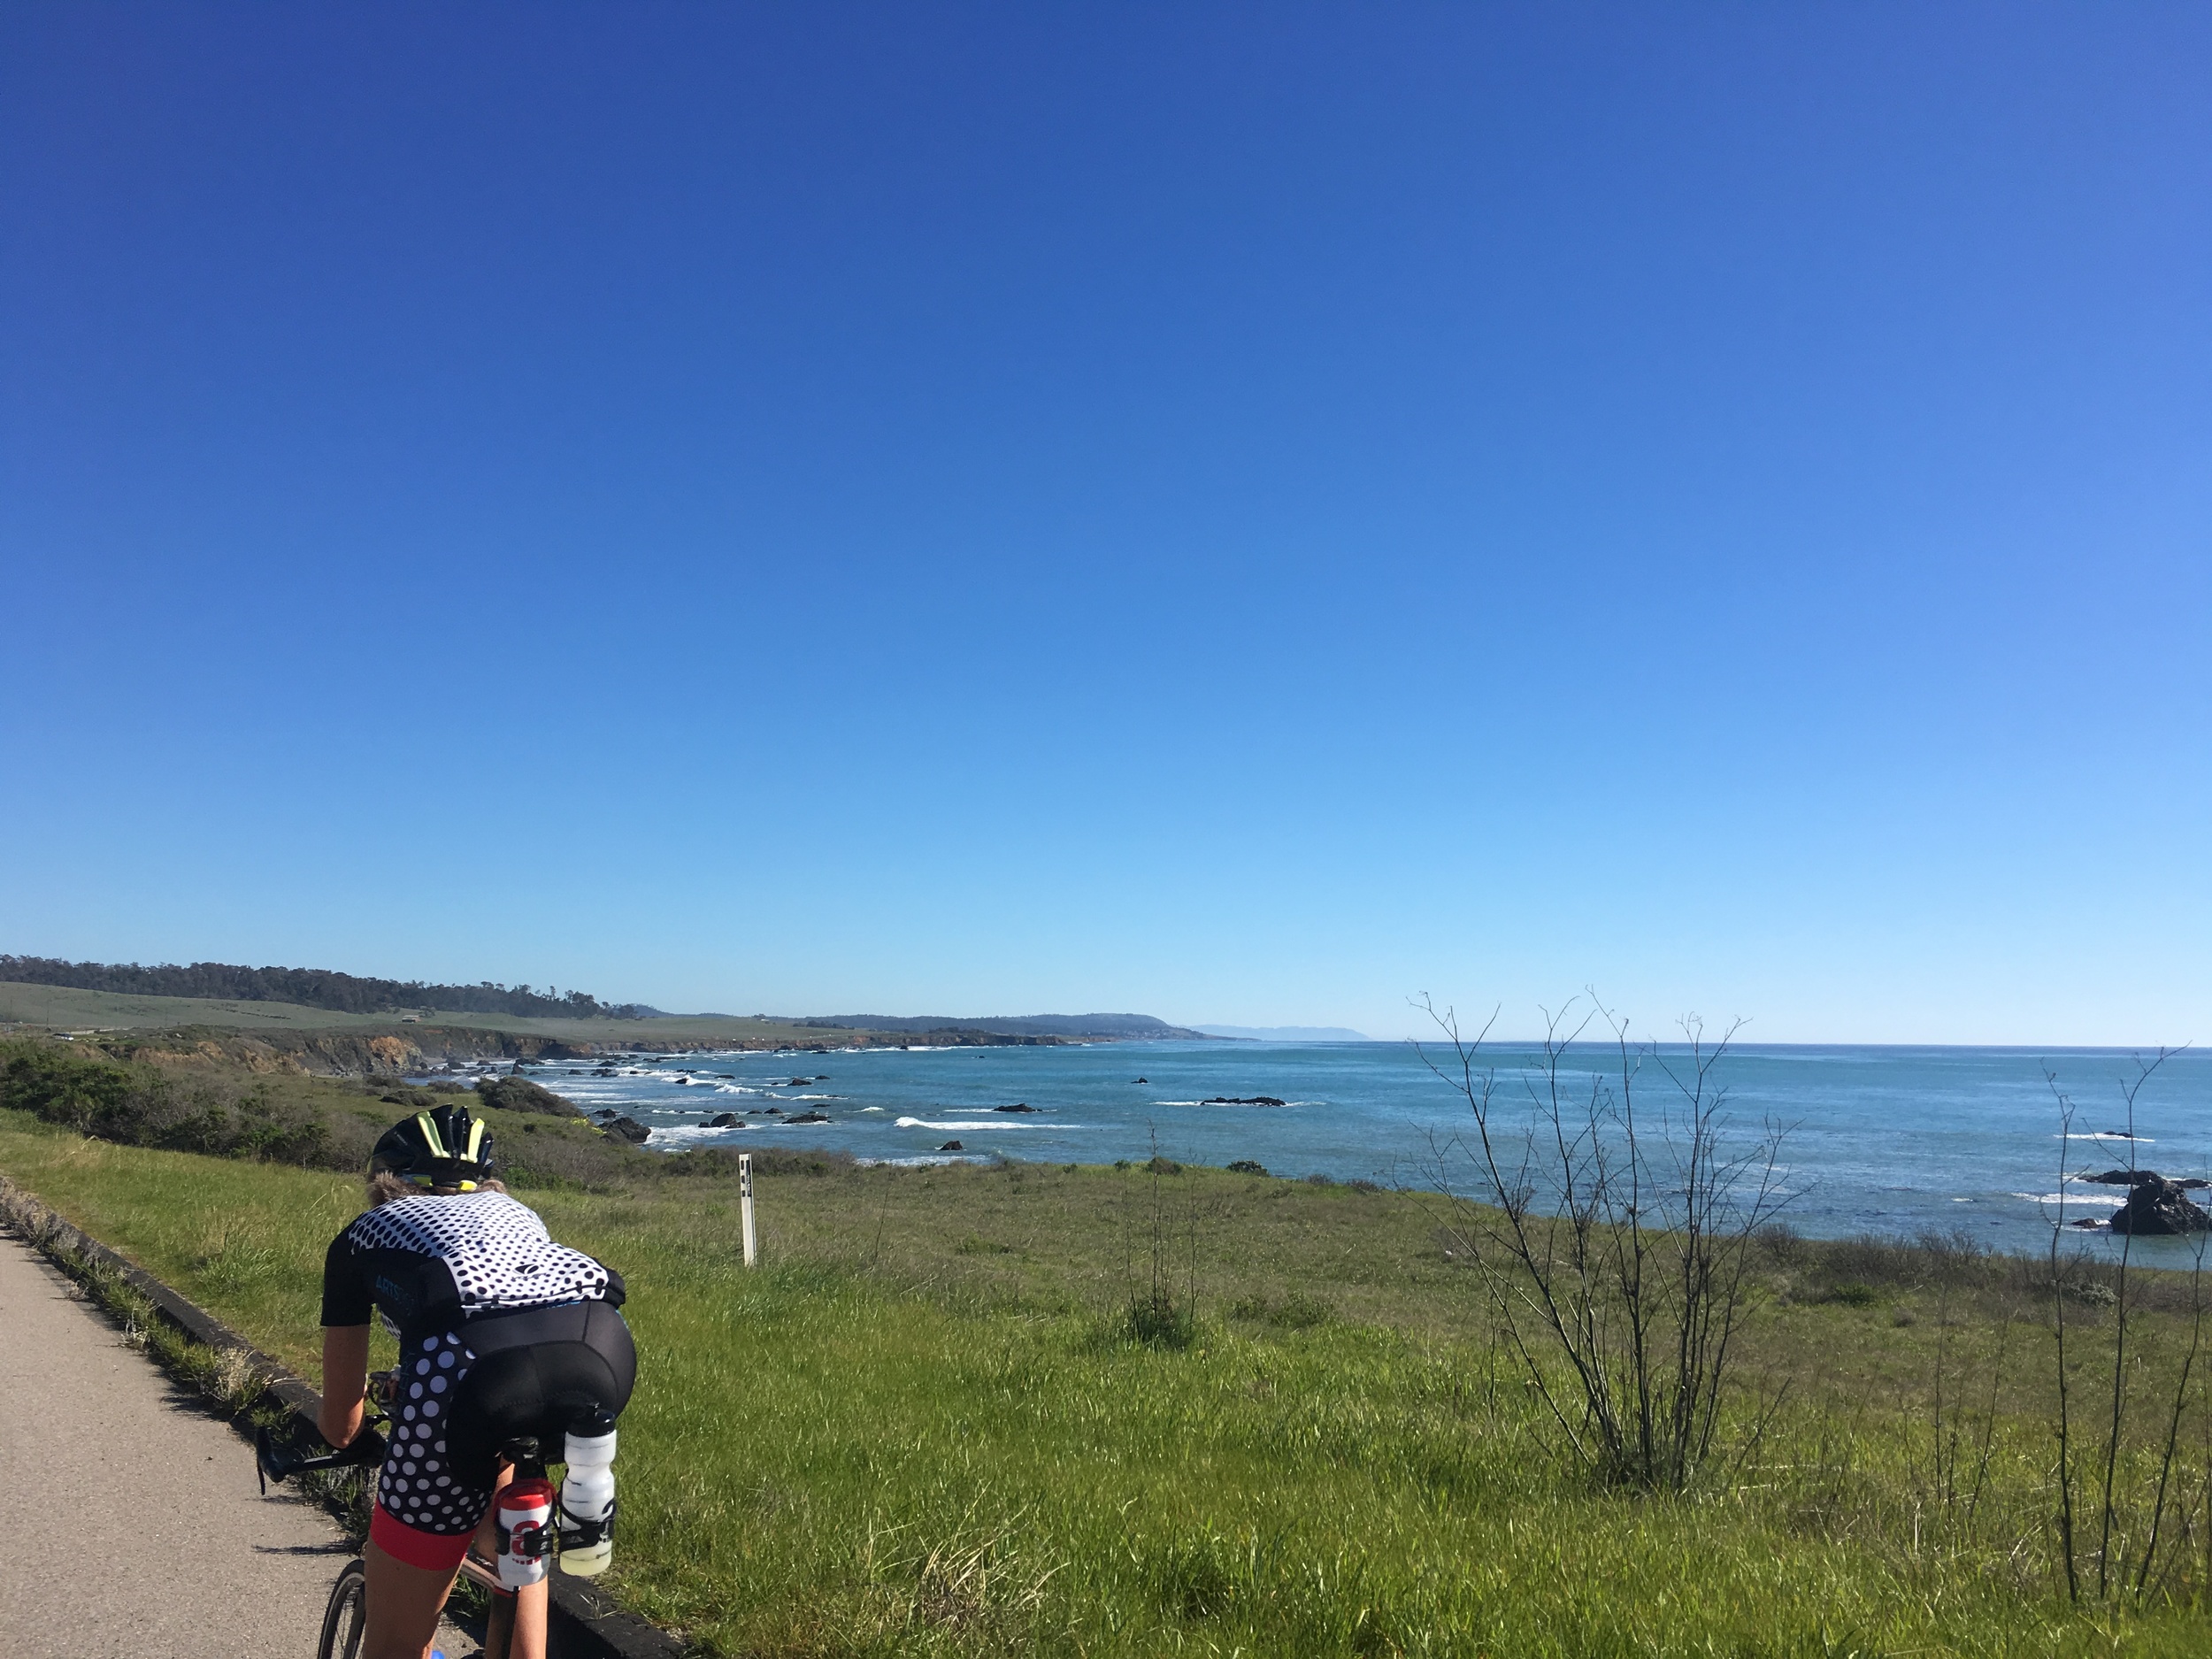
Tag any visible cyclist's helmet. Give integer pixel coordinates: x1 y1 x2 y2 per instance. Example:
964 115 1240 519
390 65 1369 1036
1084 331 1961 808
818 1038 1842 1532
371 1105 495 1191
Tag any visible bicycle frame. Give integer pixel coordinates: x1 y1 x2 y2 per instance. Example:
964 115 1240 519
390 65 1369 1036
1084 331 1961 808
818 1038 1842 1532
257 1371 538 1659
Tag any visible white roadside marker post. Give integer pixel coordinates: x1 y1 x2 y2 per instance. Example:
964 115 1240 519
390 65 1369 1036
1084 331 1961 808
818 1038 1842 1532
740 1151 757 1269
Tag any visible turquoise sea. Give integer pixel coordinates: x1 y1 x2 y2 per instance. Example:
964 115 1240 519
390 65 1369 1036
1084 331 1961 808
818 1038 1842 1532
489 1041 2212 1259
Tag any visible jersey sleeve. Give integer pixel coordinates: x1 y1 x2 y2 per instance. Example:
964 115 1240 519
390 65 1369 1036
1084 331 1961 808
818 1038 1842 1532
319 1225 376 1327
596 1260 626 1308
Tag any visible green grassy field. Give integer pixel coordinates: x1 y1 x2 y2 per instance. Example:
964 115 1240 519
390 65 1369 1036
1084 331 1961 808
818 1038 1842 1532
6 1106 2211 1656
0 979 895 1048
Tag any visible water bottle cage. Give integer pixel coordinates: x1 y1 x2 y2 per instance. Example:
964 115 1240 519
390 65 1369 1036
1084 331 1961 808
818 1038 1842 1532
497 1519 551 1561
558 1498 618 1548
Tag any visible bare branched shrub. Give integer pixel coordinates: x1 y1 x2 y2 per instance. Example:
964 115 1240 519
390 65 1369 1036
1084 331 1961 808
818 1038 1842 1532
1413 994 1791 1492
2041 1048 2205 1604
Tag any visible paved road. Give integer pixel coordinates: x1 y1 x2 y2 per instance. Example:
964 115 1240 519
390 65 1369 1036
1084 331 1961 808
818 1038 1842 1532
0 1229 465 1657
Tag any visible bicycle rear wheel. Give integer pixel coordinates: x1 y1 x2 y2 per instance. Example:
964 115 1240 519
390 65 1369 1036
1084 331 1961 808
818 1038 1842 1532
317 1558 368 1659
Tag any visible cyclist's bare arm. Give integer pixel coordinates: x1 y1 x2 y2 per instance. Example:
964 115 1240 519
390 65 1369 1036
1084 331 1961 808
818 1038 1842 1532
319 1324 372 1448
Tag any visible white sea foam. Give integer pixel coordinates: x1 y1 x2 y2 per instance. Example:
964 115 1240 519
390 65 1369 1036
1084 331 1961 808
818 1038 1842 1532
643 1125 746 1147
2061 1132 2155 1142
894 1116 1059 1131
2013 1192 2127 1207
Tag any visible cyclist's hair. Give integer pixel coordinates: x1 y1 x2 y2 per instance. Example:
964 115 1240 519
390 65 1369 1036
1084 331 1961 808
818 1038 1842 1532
367 1169 506 1206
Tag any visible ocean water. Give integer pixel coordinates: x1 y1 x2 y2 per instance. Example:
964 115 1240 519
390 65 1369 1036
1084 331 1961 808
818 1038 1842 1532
485 1041 2212 1259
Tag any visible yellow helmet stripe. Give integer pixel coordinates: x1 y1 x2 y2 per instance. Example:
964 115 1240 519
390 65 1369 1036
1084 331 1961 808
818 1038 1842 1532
415 1110 449 1161
465 1118 486 1163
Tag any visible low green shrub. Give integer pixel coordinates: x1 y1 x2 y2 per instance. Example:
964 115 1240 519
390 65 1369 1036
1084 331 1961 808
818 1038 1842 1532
0 1038 337 1166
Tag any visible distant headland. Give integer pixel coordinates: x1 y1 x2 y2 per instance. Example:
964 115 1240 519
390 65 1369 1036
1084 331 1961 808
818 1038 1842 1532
0 955 1216 1069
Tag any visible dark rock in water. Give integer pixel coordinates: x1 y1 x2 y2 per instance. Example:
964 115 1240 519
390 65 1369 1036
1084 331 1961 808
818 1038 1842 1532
1202 1095 1287 1108
602 1116 651 1144
939 1140 964 1152
763 1106 782 1115
710 1112 741 1127
787 1078 811 1087
785 1110 831 1124
994 1102 1041 1113
2110 1175 2212 1235
1227 1159 1269 1175
1133 1078 1148 1085
2082 1168 2212 1191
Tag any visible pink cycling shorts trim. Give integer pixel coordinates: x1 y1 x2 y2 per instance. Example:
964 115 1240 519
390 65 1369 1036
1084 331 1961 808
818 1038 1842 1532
370 1501 477 1572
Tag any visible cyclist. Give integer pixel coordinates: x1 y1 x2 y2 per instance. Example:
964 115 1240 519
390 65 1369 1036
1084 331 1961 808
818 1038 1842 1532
318 1103 635 1659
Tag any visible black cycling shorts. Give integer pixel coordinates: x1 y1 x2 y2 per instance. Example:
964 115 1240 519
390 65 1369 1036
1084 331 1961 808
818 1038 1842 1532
447 1299 637 1487
374 1299 636 1544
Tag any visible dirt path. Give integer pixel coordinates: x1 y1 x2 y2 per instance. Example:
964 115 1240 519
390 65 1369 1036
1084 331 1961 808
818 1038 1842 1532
0 1229 465 1657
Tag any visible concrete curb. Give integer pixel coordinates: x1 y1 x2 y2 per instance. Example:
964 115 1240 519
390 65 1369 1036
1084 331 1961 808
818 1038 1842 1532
0 1171 687 1659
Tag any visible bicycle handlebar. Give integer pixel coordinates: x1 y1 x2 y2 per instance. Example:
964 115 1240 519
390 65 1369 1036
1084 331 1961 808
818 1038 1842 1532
257 1422 390 1494
255 1368 398 1494
254 1368 553 1497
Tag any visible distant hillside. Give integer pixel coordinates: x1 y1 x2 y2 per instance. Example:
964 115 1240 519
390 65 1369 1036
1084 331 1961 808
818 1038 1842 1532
801 1012 1210 1041
0 955 661 1021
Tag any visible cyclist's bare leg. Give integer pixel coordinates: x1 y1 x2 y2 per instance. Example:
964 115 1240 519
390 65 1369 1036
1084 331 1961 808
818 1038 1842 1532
473 1545 536 1659
359 1538 461 1659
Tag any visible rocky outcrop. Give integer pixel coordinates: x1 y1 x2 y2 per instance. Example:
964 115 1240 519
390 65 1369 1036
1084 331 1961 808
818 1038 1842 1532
993 1102 1041 1113
600 1116 651 1144
2082 1168 2211 1190
2110 1174 2212 1235
472 1075 585 1118
1202 1095 1287 1108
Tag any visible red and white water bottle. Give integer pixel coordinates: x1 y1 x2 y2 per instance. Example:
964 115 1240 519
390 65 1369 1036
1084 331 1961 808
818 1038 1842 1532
494 1477 557 1590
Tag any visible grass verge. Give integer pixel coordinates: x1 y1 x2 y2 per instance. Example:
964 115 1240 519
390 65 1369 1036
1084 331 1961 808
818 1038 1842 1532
6 1107 2212 1655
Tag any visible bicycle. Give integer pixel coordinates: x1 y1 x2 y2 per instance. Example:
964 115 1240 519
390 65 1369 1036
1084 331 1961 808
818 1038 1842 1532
257 1370 549 1659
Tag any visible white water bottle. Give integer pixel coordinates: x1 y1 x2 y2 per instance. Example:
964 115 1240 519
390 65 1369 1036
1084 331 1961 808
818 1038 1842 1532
558 1413 618 1578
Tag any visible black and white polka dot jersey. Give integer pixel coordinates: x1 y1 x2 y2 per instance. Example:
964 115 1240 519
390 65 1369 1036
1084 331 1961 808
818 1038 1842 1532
320 1192 625 1335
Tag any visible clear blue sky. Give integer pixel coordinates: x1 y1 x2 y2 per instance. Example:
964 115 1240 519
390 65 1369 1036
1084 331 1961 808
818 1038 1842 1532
3 4 2205 1043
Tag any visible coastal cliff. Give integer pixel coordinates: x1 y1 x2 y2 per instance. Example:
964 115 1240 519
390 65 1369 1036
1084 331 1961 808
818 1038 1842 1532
94 1021 1079 1077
